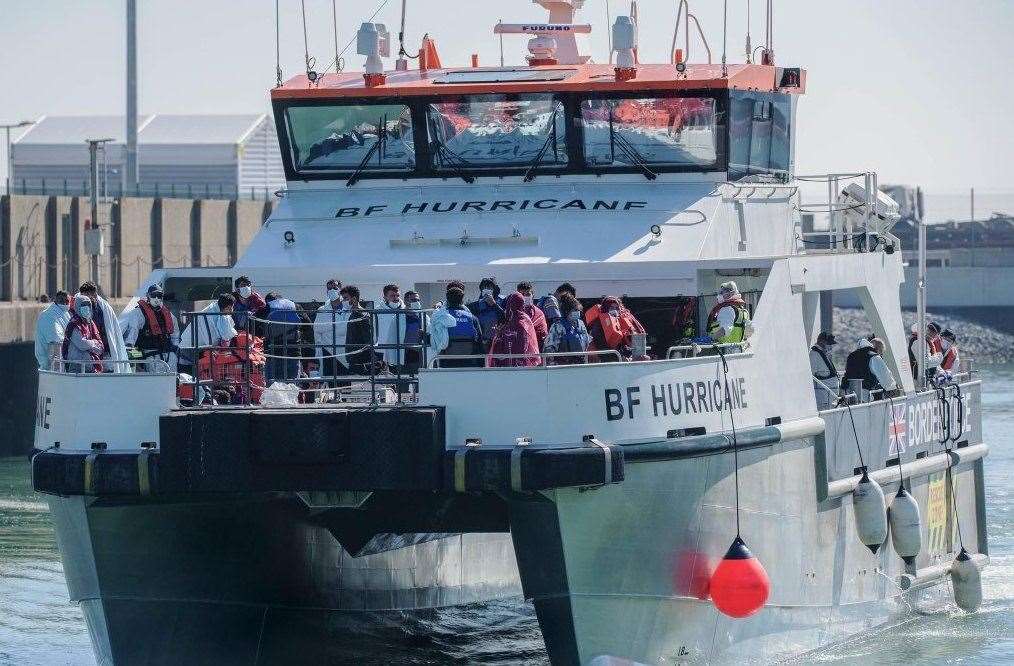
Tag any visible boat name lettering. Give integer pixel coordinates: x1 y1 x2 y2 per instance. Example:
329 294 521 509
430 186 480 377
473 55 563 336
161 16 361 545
334 200 648 218
604 378 748 422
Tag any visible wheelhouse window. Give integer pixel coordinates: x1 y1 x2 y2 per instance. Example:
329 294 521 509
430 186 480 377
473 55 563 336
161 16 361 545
728 92 794 180
579 96 719 168
425 95 568 171
285 104 416 174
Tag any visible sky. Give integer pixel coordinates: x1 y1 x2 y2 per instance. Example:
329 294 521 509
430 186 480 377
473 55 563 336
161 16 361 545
1 0 1013 196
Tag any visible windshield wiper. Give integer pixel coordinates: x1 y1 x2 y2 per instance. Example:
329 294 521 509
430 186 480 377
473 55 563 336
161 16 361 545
612 131 658 181
430 139 476 184
346 124 387 188
522 108 560 182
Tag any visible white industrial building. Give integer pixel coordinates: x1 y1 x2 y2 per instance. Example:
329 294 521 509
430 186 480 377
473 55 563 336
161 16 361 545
10 114 285 199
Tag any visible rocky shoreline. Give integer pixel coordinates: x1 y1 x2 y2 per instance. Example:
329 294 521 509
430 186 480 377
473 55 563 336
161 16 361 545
830 308 1014 365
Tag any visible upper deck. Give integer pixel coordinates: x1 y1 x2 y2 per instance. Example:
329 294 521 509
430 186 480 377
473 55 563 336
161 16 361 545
270 63 806 100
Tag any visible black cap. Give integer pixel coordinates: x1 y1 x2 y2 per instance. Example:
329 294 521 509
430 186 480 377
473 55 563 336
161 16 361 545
817 332 837 345
146 283 164 297
235 275 252 287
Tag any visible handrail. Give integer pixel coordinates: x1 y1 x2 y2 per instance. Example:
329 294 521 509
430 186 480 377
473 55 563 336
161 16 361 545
429 349 622 368
666 342 746 359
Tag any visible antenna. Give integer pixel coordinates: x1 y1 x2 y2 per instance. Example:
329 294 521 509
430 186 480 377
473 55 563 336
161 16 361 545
300 0 319 82
721 0 728 77
332 0 341 73
745 0 752 63
275 0 283 86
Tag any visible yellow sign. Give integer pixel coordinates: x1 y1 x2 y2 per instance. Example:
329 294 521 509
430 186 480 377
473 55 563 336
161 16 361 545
926 473 948 554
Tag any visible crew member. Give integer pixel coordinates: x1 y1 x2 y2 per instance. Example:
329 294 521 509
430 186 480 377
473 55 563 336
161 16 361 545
841 337 897 399
34 290 71 369
468 277 505 349
122 284 180 366
940 329 960 372
809 332 838 381
706 281 752 345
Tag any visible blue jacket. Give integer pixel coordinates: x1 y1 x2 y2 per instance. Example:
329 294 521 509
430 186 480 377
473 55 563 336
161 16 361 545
467 296 504 343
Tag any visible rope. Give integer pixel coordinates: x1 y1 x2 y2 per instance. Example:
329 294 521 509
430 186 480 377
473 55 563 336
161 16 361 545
715 346 742 536
318 0 391 74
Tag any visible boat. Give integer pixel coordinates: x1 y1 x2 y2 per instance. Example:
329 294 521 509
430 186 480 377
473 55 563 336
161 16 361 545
32 1 990 663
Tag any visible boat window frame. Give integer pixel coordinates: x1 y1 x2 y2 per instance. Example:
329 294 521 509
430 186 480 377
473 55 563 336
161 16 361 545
272 89 730 183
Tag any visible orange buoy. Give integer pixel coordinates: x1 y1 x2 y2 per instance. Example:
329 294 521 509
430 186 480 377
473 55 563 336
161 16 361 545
710 536 770 618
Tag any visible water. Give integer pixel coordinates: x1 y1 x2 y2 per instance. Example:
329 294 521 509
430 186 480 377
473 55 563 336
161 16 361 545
2 368 1013 665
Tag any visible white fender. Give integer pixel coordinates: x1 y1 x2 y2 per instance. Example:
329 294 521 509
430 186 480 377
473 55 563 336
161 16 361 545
950 548 983 612
888 486 922 564
853 471 887 553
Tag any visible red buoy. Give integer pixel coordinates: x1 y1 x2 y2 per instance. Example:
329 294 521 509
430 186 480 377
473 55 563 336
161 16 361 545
710 536 770 618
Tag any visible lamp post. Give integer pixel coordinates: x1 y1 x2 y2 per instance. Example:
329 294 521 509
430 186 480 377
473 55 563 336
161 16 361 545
2 120 33 195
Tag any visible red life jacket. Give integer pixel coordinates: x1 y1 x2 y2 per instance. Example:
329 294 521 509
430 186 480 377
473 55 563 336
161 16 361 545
138 300 174 337
62 316 104 371
941 346 958 371
706 297 747 328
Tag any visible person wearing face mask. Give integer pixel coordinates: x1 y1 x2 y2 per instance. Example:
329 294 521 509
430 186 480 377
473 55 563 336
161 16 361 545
313 279 350 384
515 281 548 350
705 281 752 346
340 285 380 375
468 277 506 350
62 294 106 373
376 283 409 370
35 290 71 369
543 293 592 365
588 296 647 362
77 281 130 372
121 284 180 369
232 275 267 331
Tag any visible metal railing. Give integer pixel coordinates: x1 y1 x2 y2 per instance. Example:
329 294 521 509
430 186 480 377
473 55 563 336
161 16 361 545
666 341 746 359
47 359 173 375
429 349 623 368
4 178 277 201
794 172 898 254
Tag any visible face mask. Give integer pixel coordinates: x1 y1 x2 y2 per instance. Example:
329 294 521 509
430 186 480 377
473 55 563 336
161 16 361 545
523 295 534 306
149 297 162 308
238 286 252 298
327 289 341 302
608 308 620 317
408 301 422 310
481 288 493 298
78 305 93 321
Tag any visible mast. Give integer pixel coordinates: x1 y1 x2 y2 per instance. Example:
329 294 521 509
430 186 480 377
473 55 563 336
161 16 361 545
125 0 138 193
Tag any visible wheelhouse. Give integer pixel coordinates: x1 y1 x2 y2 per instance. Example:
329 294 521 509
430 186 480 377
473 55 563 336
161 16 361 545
271 64 804 184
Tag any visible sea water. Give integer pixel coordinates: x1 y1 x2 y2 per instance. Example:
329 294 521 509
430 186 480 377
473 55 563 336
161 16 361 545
2 366 1012 666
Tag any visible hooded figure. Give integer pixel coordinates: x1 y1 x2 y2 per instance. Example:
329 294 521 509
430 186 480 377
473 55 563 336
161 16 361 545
488 293 542 367
63 295 106 373
76 284 130 372
35 292 71 369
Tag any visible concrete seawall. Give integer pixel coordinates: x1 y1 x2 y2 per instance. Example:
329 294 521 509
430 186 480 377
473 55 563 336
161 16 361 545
1 194 273 302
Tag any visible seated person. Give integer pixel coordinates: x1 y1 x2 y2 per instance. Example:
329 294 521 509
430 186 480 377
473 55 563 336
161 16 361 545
439 287 484 368
488 292 542 368
544 293 593 364
587 296 647 362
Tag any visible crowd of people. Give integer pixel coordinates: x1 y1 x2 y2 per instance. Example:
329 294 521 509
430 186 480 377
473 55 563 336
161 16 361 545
809 319 963 407
33 277 761 404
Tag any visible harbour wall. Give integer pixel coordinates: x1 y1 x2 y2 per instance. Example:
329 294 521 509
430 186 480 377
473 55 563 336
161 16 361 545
0 194 273 302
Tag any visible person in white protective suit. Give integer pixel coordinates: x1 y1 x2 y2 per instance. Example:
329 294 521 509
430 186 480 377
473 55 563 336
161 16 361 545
179 294 238 350
35 291 72 369
313 279 351 384
76 281 130 372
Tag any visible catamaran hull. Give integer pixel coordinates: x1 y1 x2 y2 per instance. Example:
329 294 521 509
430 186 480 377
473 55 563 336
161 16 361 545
46 408 985 665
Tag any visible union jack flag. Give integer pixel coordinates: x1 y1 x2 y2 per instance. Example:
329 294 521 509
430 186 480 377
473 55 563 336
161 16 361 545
888 404 908 455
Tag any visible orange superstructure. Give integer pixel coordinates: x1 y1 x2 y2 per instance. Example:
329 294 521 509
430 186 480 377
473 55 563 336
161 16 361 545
270 63 806 101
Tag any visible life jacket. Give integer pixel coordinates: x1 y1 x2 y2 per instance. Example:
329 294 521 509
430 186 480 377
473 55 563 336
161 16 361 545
136 300 175 352
841 346 880 391
469 297 504 342
810 344 838 379
941 345 958 371
448 307 480 342
672 297 697 340
706 299 749 344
